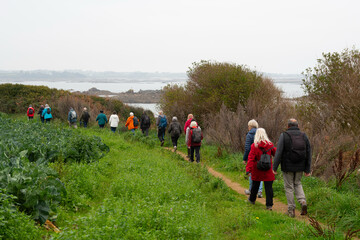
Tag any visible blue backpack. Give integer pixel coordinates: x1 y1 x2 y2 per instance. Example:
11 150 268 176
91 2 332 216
159 116 167 128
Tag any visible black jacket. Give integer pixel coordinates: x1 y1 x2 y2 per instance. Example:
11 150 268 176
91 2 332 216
168 120 182 137
80 111 90 122
273 127 312 173
140 114 151 129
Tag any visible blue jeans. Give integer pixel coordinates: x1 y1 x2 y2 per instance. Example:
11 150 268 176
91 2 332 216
111 127 117 133
249 177 263 193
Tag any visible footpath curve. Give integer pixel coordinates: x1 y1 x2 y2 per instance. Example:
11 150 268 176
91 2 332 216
165 147 308 222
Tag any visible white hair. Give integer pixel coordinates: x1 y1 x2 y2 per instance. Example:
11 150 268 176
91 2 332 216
172 116 178 121
248 119 259 129
130 112 134 116
253 128 271 147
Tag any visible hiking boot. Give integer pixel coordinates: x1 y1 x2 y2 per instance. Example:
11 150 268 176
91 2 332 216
257 193 263 198
266 206 272 211
161 141 164 147
287 208 295 218
174 146 177 151
247 198 255 205
301 202 308 215
244 189 251 195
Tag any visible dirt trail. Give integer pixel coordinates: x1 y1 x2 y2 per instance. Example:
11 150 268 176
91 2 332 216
165 147 309 222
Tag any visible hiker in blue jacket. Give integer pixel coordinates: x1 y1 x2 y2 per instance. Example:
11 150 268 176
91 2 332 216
243 119 263 198
42 104 53 123
156 111 167 146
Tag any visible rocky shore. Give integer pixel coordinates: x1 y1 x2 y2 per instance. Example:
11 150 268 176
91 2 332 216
78 88 161 103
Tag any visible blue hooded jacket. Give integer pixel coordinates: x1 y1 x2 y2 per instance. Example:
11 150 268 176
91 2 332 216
243 128 257 161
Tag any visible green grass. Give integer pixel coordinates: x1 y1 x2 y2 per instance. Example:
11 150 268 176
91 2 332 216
199 142 360 237
47 129 342 239
1 115 356 238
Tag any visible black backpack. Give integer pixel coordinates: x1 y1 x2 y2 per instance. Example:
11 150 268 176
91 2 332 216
191 128 202 143
143 115 150 125
257 146 274 171
28 108 33 115
46 108 51 114
133 117 139 127
284 132 306 163
172 123 181 136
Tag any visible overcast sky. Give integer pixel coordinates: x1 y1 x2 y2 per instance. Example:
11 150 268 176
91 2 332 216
0 0 359 74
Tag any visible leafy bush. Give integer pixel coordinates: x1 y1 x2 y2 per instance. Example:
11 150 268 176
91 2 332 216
0 189 42 240
160 61 290 151
298 48 360 178
0 117 109 164
0 116 109 223
0 153 66 223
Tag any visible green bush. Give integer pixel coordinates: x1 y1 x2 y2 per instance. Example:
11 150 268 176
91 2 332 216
0 189 42 240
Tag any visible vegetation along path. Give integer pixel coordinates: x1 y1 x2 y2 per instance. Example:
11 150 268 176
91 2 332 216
166 147 309 222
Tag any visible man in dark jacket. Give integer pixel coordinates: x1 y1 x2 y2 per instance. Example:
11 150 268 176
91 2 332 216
80 107 90 128
168 116 182 151
140 111 151 136
273 118 311 218
38 105 45 123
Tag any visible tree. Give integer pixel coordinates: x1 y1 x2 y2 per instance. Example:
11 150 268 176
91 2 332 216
302 48 360 132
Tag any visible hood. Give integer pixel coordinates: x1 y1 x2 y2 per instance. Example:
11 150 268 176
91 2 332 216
257 140 273 149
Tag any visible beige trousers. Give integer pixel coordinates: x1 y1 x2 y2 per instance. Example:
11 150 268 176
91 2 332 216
282 171 306 210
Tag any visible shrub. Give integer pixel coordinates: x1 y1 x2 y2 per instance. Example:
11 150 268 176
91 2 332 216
0 189 42 240
298 48 360 178
161 61 288 151
302 48 360 132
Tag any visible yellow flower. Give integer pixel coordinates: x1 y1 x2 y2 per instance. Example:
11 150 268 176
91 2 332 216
256 217 259 220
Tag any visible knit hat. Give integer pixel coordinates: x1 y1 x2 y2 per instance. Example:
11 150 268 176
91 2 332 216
190 121 198 128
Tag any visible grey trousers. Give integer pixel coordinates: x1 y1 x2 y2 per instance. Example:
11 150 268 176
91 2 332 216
282 171 306 210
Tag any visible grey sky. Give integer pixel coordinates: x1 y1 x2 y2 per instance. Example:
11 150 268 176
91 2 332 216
1 0 359 74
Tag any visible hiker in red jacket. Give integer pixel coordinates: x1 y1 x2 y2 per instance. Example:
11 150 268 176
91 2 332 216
187 121 203 163
27 105 35 120
246 128 276 210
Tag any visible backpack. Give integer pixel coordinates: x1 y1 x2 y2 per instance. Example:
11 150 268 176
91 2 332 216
284 132 307 163
257 146 274 171
71 110 77 119
172 123 181 136
46 108 51 114
159 116 167 128
143 115 150 125
191 128 202 143
133 117 139 127
28 108 33 115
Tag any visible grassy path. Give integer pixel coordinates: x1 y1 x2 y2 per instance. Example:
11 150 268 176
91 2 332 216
166 147 360 240
166 147 308 222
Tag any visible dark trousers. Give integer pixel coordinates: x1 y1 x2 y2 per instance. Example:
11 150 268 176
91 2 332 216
99 124 105 128
45 119 51 124
111 127 117 133
250 180 273 207
142 128 149 136
158 127 165 142
81 121 88 128
190 146 201 163
40 117 44 123
171 135 179 147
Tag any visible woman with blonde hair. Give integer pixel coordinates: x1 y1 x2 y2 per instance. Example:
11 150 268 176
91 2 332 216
246 128 276 210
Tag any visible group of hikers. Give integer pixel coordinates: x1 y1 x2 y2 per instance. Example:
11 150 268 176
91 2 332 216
27 104 53 123
27 104 310 217
157 112 203 163
242 118 311 218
